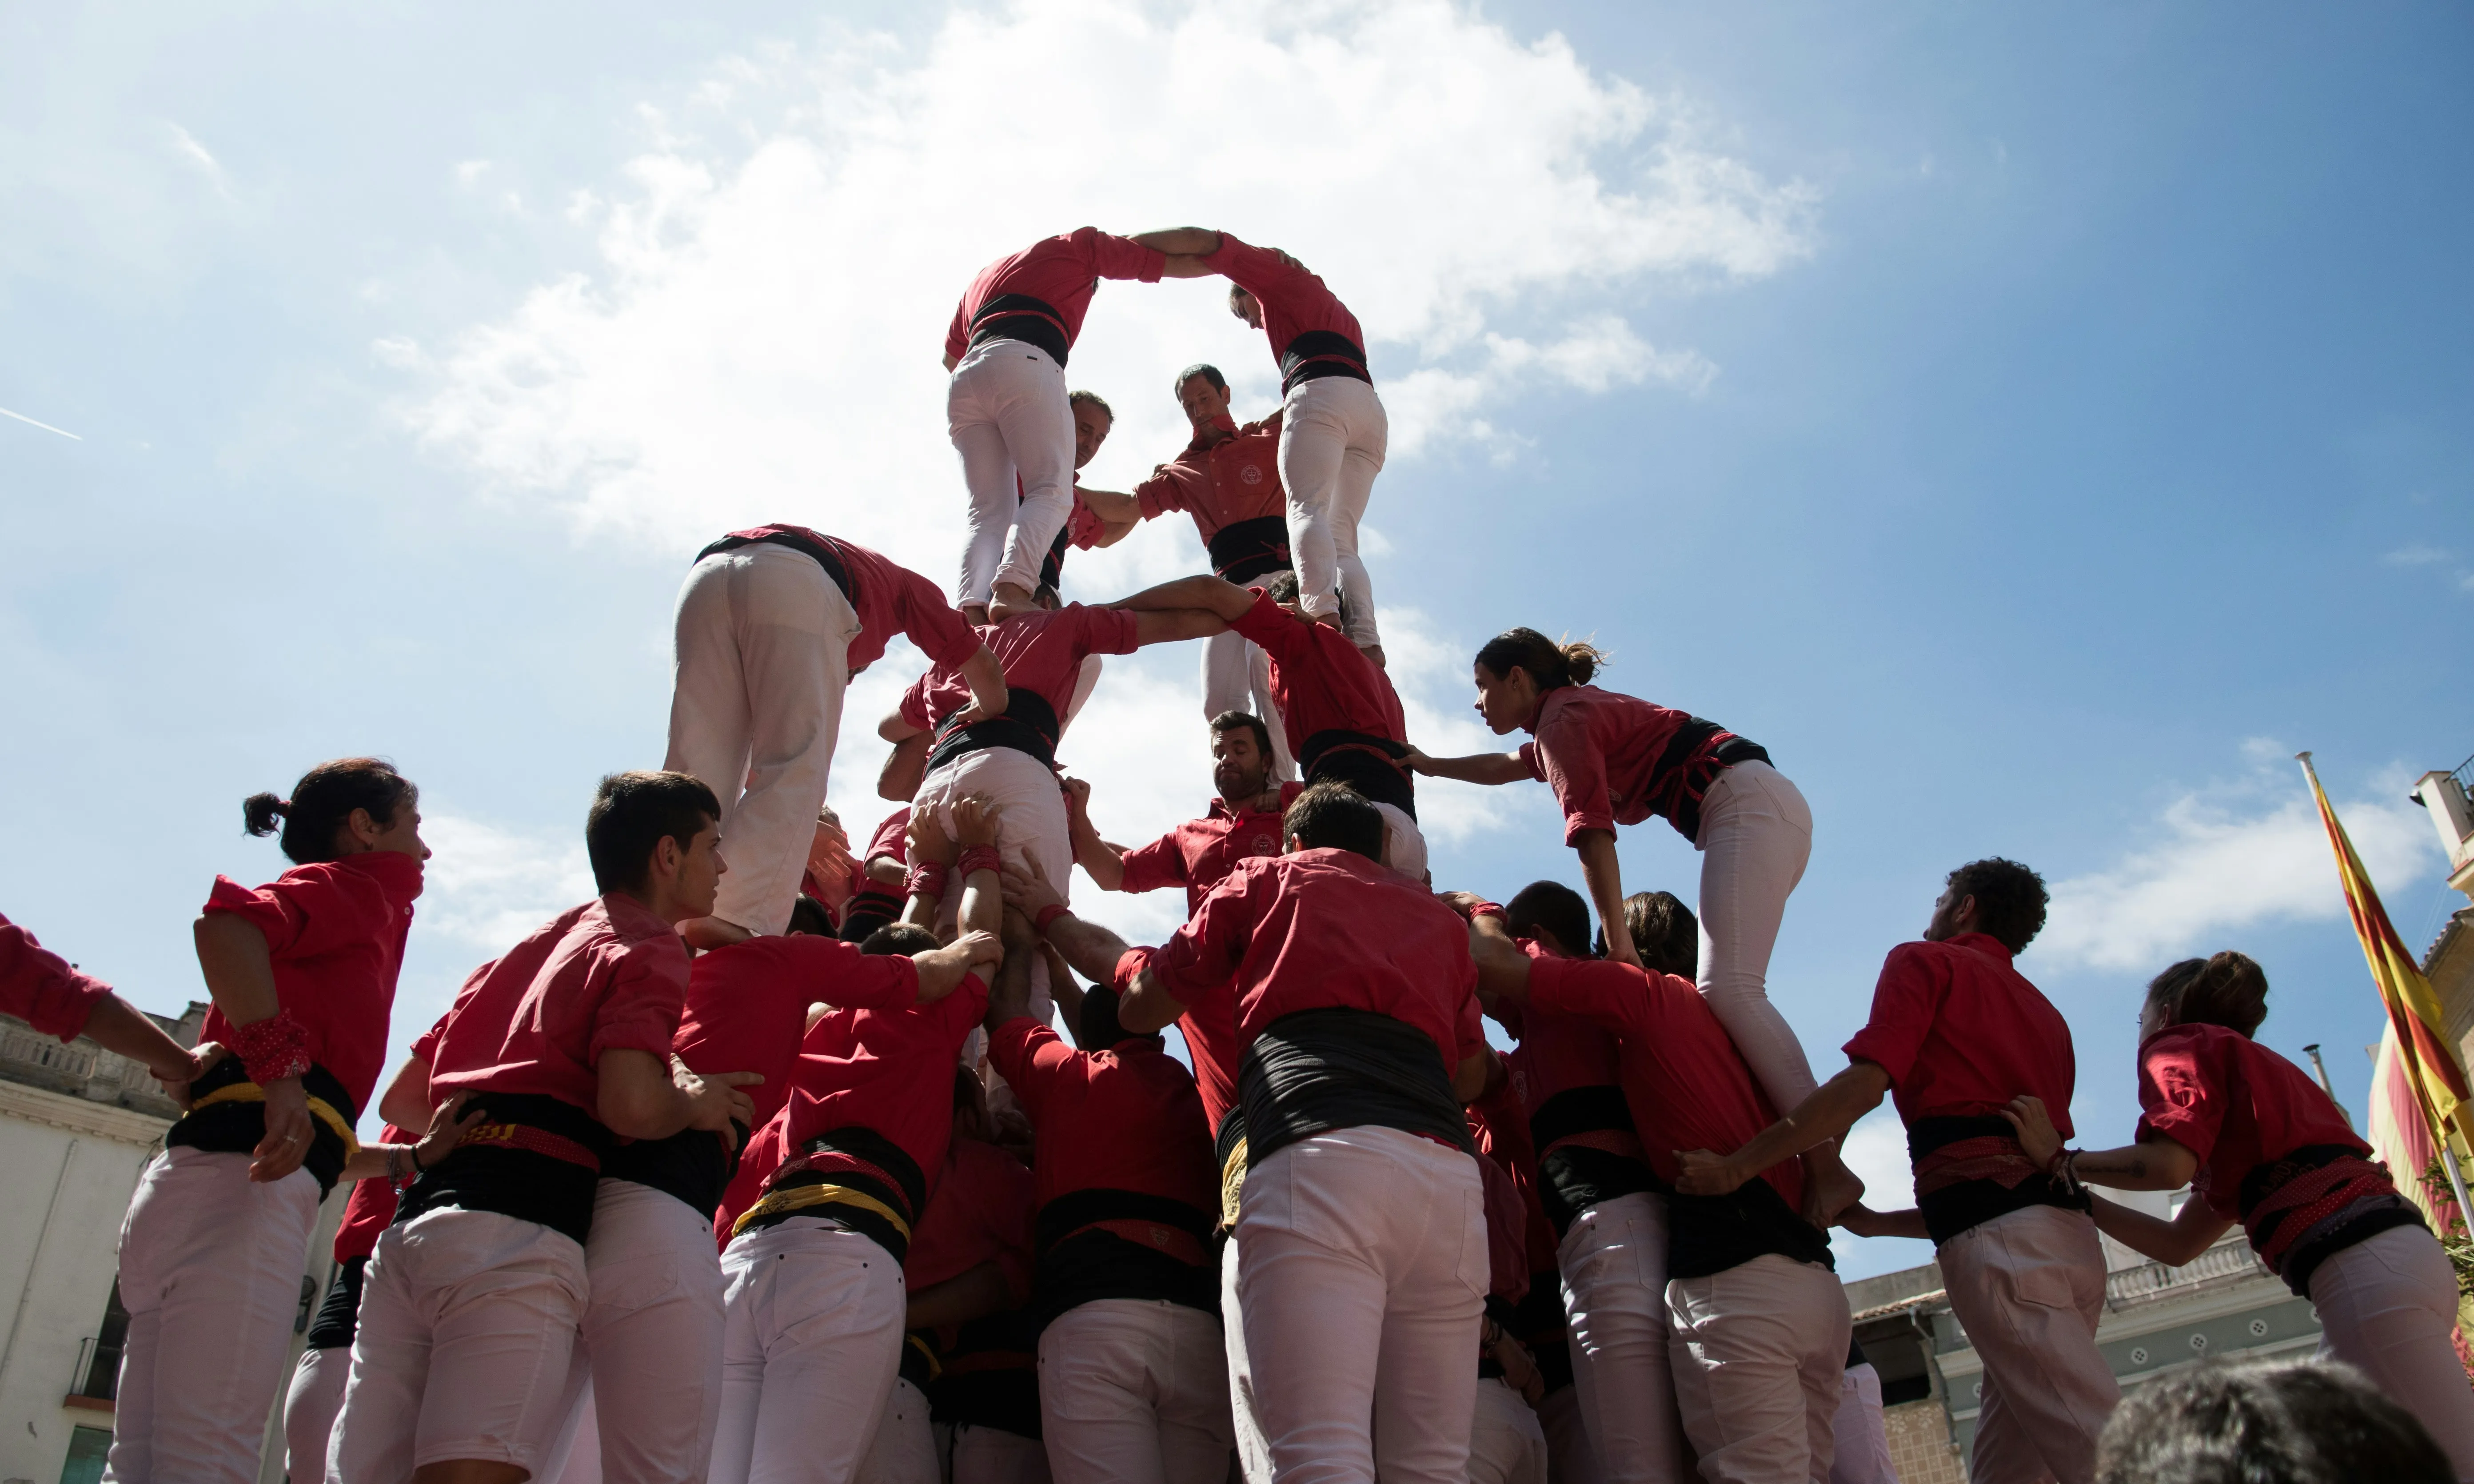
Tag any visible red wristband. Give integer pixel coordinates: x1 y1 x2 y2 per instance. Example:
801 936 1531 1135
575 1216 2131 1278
904 862 951 902
1112 947 1153 991
1468 901 1507 923
1034 902 1072 935
956 845 1003 880
231 1009 313 1086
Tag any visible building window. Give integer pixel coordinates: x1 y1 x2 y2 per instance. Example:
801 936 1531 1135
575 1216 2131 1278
59 1424 112 1484
76 1282 128 1401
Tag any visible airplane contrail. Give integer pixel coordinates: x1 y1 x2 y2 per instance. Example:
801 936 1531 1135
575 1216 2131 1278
0 405 82 440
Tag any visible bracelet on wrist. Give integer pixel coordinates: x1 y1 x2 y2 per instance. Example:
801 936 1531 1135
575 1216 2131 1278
955 845 1004 881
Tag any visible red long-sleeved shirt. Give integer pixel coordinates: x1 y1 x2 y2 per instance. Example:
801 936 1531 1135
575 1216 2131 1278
1204 232 1369 379
1150 848 1481 1073
0 912 113 1043
425 893 689 1116
780 974 990 1204
2137 1023 2375 1220
905 1136 1037 1334
900 605 1140 733
674 936 919 1135
1133 416 1286 545
1229 588 1407 755
943 228 1168 363
1518 685 1747 846
987 1019 1216 1217
1842 933 2077 1141
199 851 423 1116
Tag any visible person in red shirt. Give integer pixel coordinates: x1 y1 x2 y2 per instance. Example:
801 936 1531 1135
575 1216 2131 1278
667 523 1005 949
1020 781 1491 1484
1407 629 1842 1196
331 771 754 1484
1491 883 1687 1484
840 806 915 945
108 758 428 1484
982 907 1229 1484
1169 231 1389 655
1464 890 1848 1484
1073 364 1299 778
1674 859 2113 1484
944 227 1220 618
1465 1089 1554 1484
881 589 1226 1019
0 913 202 1081
1107 572 1426 880
710 804 1004 1484
2001 951 2474 1481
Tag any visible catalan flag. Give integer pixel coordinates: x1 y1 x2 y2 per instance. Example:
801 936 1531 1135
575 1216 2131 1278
2298 753 2474 1173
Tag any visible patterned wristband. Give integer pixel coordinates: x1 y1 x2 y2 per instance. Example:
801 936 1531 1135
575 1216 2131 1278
955 845 1004 880
232 1009 313 1086
1034 902 1072 935
904 862 951 902
1466 901 1507 922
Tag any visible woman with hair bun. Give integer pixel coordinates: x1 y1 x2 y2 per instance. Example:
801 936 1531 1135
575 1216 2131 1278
109 757 430 1484
2003 951 2474 1481
1409 629 1828 1134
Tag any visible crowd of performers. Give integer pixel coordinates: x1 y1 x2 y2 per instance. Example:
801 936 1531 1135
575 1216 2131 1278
2 223 2470 1484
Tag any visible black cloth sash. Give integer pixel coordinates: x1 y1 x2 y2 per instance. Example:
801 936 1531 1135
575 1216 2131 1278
166 1057 358 1199
696 529 856 608
926 688 1063 774
1530 1085 1660 1237
931 1306 1044 1439
1908 1115 2090 1246
838 886 904 945
1659 725 1770 844
1666 1178 1835 1280
1032 1188 1217 1324
2282 1200 2427 1297
1278 330 1372 394
305 1254 368 1351
604 1119 747 1221
1206 515 1293 584
1039 515 1074 592
738 1125 928 1265
395 1092 614 1247
2237 1142 2429 1295
968 293 1073 368
1237 1007 1474 1168
1297 729 1416 817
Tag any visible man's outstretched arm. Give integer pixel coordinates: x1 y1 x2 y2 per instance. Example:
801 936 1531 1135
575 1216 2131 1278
1672 1061 1891 1197
1131 228 1222 255
1107 575 1254 621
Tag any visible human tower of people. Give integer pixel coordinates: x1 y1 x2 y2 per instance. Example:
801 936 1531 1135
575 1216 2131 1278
4 224 2468 1484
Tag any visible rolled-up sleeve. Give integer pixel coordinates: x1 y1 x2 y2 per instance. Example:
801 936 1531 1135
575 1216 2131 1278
1840 945 1941 1087
589 945 690 1065
0 914 110 1042
1152 870 1253 1002
1076 226 1167 283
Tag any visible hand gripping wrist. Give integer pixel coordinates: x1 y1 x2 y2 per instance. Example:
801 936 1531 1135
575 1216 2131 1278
1034 902 1073 935
231 1009 313 1086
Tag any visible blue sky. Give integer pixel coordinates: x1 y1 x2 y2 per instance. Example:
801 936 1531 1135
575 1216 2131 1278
4 2 2468 1280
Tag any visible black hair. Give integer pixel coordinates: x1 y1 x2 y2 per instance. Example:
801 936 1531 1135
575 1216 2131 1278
1474 628 1606 691
1506 882 1592 958
1078 984 1152 1051
2093 1359 2452 1484
1622 891 1699 977
1283 782 1384 861
585 770 722 895
1944 858 2049 955
1066 389 1113 421
1210 711 1275 759
787 895 837 937
2146 952 2270 1039
1174 363 1228 398
860 923 939 957
1262 571 1352 632
243 758 417 866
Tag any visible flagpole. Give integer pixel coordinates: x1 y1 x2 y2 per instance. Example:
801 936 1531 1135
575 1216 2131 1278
2298 751 2474 1234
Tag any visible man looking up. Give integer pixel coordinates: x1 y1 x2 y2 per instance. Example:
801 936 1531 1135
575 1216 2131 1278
1014 781 1492 1484
1675 859 2113 1484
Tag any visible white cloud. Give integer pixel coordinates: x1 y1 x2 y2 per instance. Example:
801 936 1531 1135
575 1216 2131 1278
165 123 231 197
403 0 1814 570
415 812 596 952
2384 544 2452 566
2032 752 2442 973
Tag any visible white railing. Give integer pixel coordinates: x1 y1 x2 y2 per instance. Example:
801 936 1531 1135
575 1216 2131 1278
2106 1234 2268 1305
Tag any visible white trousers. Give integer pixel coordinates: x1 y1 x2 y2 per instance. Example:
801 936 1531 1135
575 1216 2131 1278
1200 632 1296 780
713 1217 908 1484
918 745 1067 1023
1532 1385 1601 1484
1665 1254 1849 1484
950 339 1075 606
857 1377 941 1484
1467 1377 1549 1484
1221 1236 1273 1484
330 1206 591 1481
953 1425 1052 1484
544 1373 604 1484
107 1146 320 1484
1277 375 1386 648
1935 1205 2115 1484
2310 1224 2474 1483
584 1180 728 1484
1237 1125 1487 1484
1692 761 1820 1113
1556 1193 1684 1484
1039 1299 1234 1484
285 1345 351 1483
1825 1364 1897 1484
667 539 863 937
